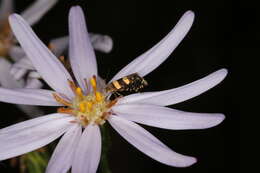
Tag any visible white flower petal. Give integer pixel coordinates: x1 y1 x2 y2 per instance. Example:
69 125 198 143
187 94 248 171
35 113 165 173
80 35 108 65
28 71 41 79
119 69 228 106
0 113 74 160
0 87 61 106
69 6 97 92
49 36 69 57
0 0 13 23
8 46 26 62
72 125 101 173
48 33 113 59
0 113 65 134
0 58 24 88
9 14 74 97
12 67 27 80
21 0 58 26
108 115 197 167
113 104 225 130
46 124 82 173
111 11 194 82
89 33 113 53
25 78 43 89
12 56 34 70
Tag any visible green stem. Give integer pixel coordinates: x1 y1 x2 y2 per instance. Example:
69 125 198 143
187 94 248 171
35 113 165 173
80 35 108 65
99 123 112 173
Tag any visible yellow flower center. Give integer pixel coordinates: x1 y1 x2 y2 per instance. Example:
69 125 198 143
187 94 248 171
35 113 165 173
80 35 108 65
53 76 117 126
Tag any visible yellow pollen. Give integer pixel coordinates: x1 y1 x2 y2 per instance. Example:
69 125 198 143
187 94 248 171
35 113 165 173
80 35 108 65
90 76 97 92
79 102 86 113
95 91 102 102
54 76 116 127
76 87 83 98
86 102 93 111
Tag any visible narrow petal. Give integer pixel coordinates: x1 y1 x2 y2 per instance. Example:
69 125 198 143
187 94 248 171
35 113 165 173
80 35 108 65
28 71 41 79
108 115 196 167
11 68 27 80
46 124 82 173
25 78 43 89
0 113 75 160
49 36 69 57
119 69 228 106
72 125 101 173
9 14 74 97
113 104 225 130
0 58 25 88
0 87 61 106
0 0 13 23
69 6 97 92
111 11 194 82
11 57 34 70
8 46 26 62
21 0 58 26
89 33 113 53
48 33 113 57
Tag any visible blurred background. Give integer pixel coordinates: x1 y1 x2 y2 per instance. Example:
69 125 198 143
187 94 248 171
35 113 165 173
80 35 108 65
0 0 242 172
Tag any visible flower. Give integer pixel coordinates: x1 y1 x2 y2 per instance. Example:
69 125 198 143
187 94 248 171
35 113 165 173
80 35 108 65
0 5 227 173
0 0 113 116
0 0 59 115
10 34 113 83
0 0 59 58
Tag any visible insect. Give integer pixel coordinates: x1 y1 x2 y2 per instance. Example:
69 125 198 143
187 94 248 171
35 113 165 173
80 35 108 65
106 73 148 94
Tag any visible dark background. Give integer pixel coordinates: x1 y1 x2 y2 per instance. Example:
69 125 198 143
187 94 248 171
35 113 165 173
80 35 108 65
0 0 242 172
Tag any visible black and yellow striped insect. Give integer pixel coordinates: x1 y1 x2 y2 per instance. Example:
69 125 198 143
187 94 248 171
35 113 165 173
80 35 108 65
106 73 148 94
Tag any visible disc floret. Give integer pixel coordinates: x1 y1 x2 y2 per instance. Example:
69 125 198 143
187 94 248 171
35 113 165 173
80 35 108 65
53 76 116 126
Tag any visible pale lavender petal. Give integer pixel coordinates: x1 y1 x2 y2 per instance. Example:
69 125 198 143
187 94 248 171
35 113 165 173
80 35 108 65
108 115 196 167
119 69 228 106
49 36 69 57
28 71 41 79
0 58 24 88
72 125 101 173
12 57 34 70
21 0 58 26
9 14 74 97
113 104 225 130
0 0 13 23
12 68 27 80
8 46 26 62
0 113 66 134
0 113 75 160
46 124 82 173
69 6 97 92
25 78 43 89
0 87 61 106
111 11 194 82
89 33 113 53
48 33 113 56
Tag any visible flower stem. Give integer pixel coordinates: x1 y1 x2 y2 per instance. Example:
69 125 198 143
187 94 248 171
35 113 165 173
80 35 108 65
99 123 112 173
